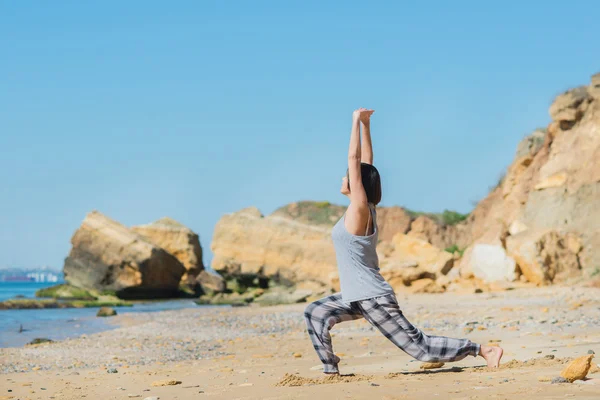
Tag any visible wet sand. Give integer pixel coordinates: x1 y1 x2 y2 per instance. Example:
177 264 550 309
1 286 599 399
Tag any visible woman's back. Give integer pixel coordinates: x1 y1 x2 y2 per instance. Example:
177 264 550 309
332 203 394 303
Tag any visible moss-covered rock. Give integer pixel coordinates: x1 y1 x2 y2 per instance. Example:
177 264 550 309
35 284 97 300
404 209 469 227
271 201 346 227
0 298 132 310
27 338 54 346
96 307 117 317
253 288 312 306
195 291 255 306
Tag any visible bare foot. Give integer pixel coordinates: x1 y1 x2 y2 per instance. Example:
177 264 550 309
479 345 503 368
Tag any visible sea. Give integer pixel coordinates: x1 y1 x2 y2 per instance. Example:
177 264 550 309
0 281 209 348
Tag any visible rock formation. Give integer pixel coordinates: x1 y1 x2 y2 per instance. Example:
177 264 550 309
132 217 204 286
210 203 464 292
459 74 600 284
64 211 186 299
378 234 453 292
211 206 338 289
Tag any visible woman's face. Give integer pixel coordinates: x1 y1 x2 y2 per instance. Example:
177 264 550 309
340 175 350 196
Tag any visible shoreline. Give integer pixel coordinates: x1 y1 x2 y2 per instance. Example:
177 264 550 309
1 286 599 399
0 299 219 349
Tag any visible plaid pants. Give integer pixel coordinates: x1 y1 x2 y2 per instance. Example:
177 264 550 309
304 292 480 373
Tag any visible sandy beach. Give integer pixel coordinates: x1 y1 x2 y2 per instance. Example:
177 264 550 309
1 286 599 399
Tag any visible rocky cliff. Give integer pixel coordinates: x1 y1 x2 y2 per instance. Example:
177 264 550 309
211 74 600 290
459 73 600 284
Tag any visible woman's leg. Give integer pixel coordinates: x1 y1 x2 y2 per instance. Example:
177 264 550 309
304 293 363 374
356 294 493 364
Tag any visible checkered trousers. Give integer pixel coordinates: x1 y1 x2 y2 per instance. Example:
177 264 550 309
304 292 480 373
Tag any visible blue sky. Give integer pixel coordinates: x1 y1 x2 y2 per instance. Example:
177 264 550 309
1 1 599 269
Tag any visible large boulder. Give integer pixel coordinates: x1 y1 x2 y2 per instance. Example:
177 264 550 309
132 217 204 286
211 206 338 288
64 211 186 299
384 234 454 275
462 244 518 282
379 234 453 292
506 230 582 285
195 270 226 295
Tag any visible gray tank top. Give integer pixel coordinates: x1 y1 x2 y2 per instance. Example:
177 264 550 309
331 203 394 303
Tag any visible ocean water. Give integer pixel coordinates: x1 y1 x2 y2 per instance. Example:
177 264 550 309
0 282 216 348
0 281 57 301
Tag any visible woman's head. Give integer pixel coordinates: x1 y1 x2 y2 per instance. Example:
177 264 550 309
341 163 382 205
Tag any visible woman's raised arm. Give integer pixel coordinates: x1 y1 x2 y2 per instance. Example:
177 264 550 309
360 113 374 165
348 108 374 205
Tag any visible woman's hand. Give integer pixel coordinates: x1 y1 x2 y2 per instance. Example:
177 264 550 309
352 108 375 125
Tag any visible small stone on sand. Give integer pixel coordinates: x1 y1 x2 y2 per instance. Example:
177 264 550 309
151 379 182 387
551 376 569 384
420 362 445 369
252 354 274 358
97 307 117 317
560 354 594 382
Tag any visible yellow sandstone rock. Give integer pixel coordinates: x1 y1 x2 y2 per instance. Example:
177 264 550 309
151 379 182 386
420 362 445 369
560 354 594 382
132 217 204 286
252 354 274 359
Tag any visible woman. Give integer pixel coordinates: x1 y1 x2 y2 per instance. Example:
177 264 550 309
304 108 503 375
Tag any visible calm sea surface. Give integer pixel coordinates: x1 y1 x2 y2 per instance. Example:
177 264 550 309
0 281 212 348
